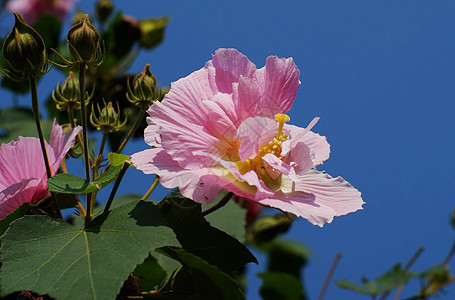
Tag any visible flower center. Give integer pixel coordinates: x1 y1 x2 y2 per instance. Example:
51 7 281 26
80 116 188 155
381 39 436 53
236 114 290 178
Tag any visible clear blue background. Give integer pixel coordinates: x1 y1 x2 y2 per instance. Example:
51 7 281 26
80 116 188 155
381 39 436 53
1 1 455 299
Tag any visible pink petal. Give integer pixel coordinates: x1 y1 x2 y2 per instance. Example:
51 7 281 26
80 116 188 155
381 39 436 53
232 76 262 121
131 148 223 204
0 137 53 191
212 48 257 93
262 153 300 182
148 102 219 168
49 120 82 175
236 117 277 161
257 56 301 116
286 124 330 167
0 179 39 219
281 140 314 175
144 117 161 147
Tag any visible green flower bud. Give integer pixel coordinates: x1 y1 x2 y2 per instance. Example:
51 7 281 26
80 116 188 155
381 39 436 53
2 12 46 76
52 71 81 111
96 0 114 24
67 14 100 62
133 64 157 100
90 101 127 133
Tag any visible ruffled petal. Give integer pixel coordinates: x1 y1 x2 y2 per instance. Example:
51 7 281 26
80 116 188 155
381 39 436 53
232 76 262 121
148 102 219 168
131 148 223 204
260 56 301 115
236 117 277 161
144 116 161 147
211 48 257 93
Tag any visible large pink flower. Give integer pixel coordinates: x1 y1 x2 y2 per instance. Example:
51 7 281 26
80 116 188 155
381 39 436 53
131 48 364 226
6 0 78 24
0 120 81 219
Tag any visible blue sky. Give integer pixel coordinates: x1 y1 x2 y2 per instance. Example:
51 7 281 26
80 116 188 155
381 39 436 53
2 1 455 299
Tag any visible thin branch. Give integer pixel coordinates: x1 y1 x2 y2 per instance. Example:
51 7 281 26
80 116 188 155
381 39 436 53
103 162 131 214
318 252 342 300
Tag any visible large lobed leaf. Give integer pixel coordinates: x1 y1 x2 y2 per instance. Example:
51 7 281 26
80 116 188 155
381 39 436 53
1 200 179 300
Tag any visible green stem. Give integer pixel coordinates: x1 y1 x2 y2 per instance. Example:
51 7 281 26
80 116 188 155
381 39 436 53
29 76 62 219
116 108 145 154
98 131 108 160
79 63 92 227
79 63 90 182
103 162 131 214
201 192 234 216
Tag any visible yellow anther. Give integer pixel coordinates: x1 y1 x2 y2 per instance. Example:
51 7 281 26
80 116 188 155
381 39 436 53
275 113 290 136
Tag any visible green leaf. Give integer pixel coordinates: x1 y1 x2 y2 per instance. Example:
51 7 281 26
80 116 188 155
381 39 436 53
133 254 167 292
336 263 416 295
0 202 30 237
139 16 169 49
34 14 62 49
0 107 53 144
47 165 123 194
1 200 179 300
258 272 304 300
203 192 247 243
157 247 246 300
108 152 130 166
161 196 257 274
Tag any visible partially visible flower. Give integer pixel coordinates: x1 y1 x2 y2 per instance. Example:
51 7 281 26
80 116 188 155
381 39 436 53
6 0 78 24
131 48 364 227
0 120 81 219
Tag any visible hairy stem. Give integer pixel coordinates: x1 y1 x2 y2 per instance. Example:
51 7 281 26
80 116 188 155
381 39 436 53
29 76 62 219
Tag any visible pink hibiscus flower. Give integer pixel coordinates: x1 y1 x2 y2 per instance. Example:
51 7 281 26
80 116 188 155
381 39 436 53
0 120 81 219
6 0 78 24
131 48 364 226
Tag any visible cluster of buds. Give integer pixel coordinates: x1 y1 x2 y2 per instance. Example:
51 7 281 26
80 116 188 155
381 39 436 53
127 64 160 109
1 12 50 79
52 72 93 111
90 100 127 133
53 14 104 68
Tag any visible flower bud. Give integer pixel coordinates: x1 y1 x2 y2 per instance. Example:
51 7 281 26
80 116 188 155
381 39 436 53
96 0 114 24
52 72 81 111
2 12 46 76
133 64 157 100
67 14 100 62
90 101 127 133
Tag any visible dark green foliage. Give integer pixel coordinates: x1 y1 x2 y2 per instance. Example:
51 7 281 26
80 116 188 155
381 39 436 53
0 200 179 300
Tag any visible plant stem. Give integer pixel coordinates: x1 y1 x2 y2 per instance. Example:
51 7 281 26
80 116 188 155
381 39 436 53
103 162 131 214
317 252 342 300
78 63 90 182
116 108 144 154
29 76 62 219
141 176 159 200
67 107 84 151
201 192 233 216
78 63 92 228
387 246 424 300
29 76 52 179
